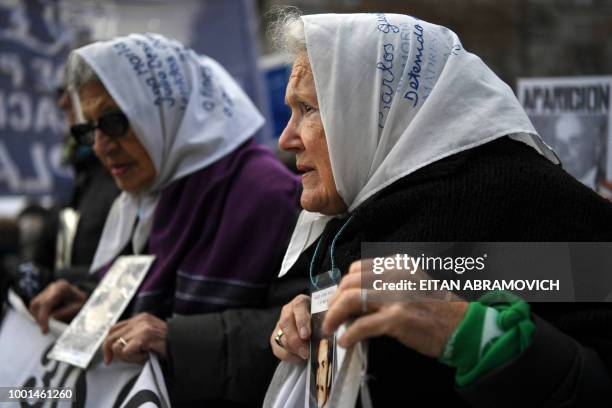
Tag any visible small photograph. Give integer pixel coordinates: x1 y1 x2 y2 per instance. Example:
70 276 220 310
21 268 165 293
308 310 335 408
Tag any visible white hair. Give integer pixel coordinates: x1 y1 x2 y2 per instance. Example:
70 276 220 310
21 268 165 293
267 6 307 60
64 51 100 91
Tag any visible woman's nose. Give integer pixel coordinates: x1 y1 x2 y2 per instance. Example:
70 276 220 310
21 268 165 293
278 119 303 152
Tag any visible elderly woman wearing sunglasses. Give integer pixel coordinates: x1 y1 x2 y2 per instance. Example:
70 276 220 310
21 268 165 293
266 11 612 407
70 105 154 192
28 33 300 405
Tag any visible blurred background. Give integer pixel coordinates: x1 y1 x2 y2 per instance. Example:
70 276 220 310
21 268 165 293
259 0 612 81
0 0 610 215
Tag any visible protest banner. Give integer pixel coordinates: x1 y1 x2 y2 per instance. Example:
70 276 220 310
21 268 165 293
0 1 77 199
518 76 612 197
0 292 170 407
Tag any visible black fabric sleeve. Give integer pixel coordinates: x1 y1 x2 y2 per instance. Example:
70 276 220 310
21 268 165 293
165 272 311 405
166 307 280 404
458 316 612 407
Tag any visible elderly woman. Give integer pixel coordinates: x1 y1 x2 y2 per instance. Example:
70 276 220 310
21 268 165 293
268 12 612 407
28 33 300 405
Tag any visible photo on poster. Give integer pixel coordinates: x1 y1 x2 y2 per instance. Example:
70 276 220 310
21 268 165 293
517 76 612 198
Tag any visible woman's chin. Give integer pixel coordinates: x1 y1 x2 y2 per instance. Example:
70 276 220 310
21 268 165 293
300 193 346 216
300 191 324 214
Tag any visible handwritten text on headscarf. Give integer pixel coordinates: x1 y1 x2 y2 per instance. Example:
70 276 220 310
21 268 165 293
111 36 234 117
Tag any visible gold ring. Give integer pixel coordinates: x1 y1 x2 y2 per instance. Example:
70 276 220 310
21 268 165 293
118 337 129 347
274 329 285 348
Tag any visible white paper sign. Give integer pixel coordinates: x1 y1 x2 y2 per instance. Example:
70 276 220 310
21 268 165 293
310 285 337 315
49 255 155 368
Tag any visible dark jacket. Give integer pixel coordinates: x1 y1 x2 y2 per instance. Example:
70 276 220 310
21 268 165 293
303 137 612 407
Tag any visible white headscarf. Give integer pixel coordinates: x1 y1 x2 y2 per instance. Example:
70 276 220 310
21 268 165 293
278 14 557 277
76 33 264 272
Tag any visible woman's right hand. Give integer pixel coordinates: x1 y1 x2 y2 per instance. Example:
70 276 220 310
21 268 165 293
29 279 87 334
271 294 312 363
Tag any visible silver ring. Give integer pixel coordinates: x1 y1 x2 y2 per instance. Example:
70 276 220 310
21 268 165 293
274 329 285 348
361 290 368 313
118 337 129 347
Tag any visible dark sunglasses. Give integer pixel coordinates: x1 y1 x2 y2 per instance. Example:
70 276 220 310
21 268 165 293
70 110 129 146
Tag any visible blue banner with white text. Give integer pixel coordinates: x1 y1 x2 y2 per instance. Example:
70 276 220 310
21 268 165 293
0 0 74 198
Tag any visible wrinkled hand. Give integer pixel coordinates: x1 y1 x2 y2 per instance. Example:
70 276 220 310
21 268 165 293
271 294 311 363
29 279 87 334
103 313 168 365
322 259 468 358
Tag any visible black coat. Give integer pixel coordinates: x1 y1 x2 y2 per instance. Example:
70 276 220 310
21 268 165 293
305 137 612 407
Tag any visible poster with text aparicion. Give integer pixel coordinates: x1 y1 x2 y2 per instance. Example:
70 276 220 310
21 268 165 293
518 76 612 199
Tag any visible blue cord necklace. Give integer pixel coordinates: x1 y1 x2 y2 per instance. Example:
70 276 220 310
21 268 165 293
309 214 355 290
